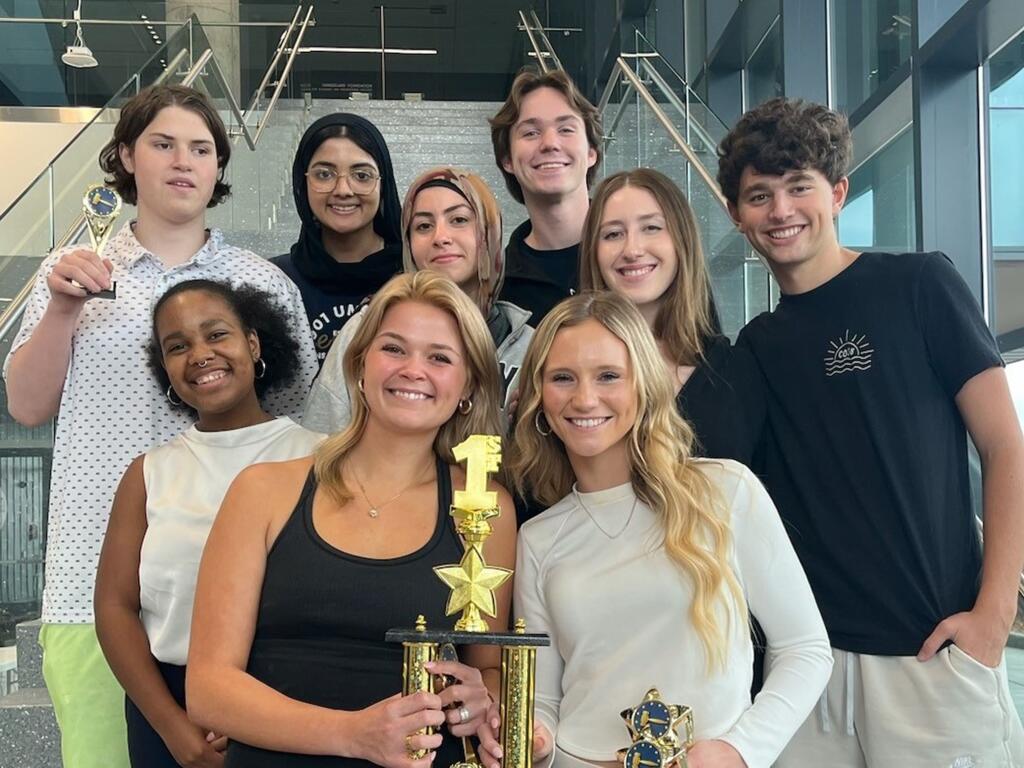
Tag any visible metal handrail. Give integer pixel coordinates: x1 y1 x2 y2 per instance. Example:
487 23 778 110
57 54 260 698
517 9 550 73
611 60 730 218
636 57 719 156
243 5 303 118
253 5 313 145
528 10 564 72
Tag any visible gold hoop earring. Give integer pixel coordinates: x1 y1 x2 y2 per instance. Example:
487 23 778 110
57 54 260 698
534 410 552 436
458 397 473 415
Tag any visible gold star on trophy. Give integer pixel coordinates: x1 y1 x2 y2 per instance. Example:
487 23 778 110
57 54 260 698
435 545 511 632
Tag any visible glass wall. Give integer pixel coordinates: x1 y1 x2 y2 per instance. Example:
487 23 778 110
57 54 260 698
745 17 783 109
831 0 912 112
988 29 1024 356
838 127 915 252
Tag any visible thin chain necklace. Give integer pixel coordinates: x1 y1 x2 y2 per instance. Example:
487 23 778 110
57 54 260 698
351 463 433 519
573 487 639 539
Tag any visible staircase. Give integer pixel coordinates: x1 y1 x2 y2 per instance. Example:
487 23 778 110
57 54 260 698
222 99 525 258
0 98 520 768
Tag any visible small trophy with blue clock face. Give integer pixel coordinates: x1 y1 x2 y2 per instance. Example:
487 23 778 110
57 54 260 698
80 183 122 299
618 688 694 768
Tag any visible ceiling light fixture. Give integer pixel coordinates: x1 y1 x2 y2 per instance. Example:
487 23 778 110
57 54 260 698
61 0 98 68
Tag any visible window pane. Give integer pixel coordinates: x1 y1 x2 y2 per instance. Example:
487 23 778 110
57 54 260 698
988 29 1024 358
831 0 912 113
838 128 915 252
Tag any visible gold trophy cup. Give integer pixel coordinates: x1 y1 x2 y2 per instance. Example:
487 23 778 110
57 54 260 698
387 435 549 768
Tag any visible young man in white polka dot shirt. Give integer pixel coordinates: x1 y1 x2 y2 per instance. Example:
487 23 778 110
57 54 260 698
3 85 317 768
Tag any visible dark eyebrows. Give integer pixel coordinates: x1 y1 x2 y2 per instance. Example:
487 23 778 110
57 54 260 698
516 114 582 129
158 316 233 345
413 203 473 218
149 132 214 148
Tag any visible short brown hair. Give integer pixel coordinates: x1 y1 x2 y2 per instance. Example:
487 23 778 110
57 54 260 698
580 169 715 367
716 97 852 206
489 68 603 204
99 84 231 207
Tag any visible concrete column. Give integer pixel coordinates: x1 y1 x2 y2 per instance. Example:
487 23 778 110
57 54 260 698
166 0 241 98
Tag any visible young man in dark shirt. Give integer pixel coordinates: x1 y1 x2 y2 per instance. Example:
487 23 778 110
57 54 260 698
489 68 602 325
721 98 1024 765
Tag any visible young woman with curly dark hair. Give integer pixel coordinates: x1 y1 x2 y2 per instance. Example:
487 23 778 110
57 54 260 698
95 280 324 768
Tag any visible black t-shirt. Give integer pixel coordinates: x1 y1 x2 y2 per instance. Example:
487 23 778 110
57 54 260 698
737 251 1002 656
677 335 766 467
499 219 578 326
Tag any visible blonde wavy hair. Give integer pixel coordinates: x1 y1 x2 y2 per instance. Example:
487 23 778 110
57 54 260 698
509 292 745 669
400 167 504 315
579 169 715 366
315 271 503 504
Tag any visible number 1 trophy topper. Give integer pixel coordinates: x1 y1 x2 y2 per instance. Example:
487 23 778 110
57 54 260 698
78 183 122 299
386 435 550 768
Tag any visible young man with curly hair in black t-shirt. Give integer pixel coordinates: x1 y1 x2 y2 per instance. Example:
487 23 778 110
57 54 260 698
720 97 1024 766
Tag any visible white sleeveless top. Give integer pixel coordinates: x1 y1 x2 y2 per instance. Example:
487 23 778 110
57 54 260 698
140 417 324 664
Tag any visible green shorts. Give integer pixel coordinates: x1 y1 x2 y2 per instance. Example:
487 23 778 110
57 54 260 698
39 623 130 768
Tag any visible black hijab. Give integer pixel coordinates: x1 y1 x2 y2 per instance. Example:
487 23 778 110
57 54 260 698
287 113 403 292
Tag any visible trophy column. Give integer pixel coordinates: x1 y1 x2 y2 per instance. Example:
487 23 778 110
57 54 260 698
386 435 550 768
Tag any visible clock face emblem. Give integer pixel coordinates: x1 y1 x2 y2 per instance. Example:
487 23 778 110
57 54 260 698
625 739 664 768
632 699 673 740
85 185 119 217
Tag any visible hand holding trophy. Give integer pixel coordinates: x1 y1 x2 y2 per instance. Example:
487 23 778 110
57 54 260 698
64 183 121 300
387 435 549 768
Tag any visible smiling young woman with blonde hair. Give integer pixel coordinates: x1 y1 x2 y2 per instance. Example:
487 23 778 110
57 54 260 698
475 291 831 768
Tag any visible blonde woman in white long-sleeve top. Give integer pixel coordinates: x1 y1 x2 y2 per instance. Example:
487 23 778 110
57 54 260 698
476 291 832 768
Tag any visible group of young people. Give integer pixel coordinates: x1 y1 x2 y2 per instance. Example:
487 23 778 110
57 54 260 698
3 63 1022 768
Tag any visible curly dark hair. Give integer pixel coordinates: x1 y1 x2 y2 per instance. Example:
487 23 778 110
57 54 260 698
99 84 232 207
716 98 852 206
149 280 300 412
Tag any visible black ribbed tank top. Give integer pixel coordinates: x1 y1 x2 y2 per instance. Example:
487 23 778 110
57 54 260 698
225 456 466 767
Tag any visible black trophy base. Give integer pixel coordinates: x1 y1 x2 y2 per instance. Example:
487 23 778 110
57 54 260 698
70 279 117 300
386 627 550 647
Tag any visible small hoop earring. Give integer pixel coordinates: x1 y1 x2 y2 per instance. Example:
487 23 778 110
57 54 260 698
458 397 473 415
534 410 552 436
254 358 267 379
166 385 183 406
358 378 365 393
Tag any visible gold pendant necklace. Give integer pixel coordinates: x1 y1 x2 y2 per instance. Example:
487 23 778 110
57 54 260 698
352 464 433 519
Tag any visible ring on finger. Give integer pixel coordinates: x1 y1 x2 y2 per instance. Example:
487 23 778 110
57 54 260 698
458 705 471 724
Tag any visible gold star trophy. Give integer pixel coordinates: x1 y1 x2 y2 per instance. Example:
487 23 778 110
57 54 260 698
387 435 549 768
616 688 694 768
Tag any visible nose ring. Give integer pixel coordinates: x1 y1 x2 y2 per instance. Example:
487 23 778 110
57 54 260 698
198 359 208 368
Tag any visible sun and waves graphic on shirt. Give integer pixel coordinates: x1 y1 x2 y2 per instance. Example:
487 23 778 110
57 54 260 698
824 330 874 377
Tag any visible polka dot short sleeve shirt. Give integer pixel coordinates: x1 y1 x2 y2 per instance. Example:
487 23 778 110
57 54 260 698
3 224 317 623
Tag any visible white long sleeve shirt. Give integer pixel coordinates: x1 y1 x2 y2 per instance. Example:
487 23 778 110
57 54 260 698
514 459 832 768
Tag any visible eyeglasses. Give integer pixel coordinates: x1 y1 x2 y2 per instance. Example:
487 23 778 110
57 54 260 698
305 166 381 195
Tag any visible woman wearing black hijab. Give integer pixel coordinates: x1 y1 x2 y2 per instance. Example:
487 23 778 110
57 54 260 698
272 113 403 364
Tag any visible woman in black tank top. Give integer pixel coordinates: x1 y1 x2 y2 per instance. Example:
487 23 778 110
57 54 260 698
185 272 516 768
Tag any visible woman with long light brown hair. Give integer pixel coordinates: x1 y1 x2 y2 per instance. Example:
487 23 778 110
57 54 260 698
579 168 764 465
477 292 830 768
186 271 515 767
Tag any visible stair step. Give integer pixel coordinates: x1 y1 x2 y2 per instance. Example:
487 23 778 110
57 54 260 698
0 687 62 768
